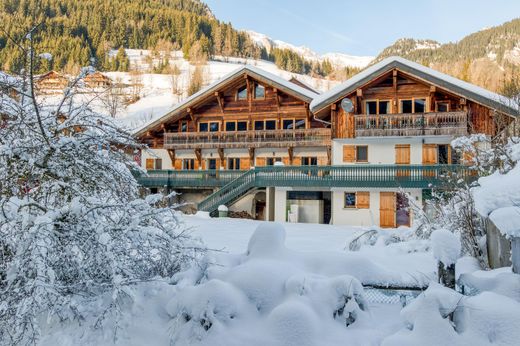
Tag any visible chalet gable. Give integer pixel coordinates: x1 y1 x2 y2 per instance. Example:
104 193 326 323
134 65 318 137
310 56 519 118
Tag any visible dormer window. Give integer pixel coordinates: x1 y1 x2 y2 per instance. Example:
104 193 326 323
237 86 248 100
254 84 265 99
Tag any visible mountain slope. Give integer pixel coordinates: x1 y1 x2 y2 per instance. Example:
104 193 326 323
374 18 520 91
246 30 373 69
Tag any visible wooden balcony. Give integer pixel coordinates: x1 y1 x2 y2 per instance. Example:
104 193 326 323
163 128 331 149
135 169 245 188
354 111 468 137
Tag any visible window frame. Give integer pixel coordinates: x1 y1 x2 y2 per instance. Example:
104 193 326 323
355 145 369 163
179 120 189 132
435 101 450 112
254 83 265 100
237 86 248 101
399 98 428 114
198 121 220 132
344 192 357 208
182 158 196 170
225 120 248 132
227 157 241 170
365 99 392 115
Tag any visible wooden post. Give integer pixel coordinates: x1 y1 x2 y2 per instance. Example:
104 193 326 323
512 237 520 274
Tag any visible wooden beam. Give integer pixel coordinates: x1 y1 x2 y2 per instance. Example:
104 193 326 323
215 91 224 114
249 147 255 166
218 148 225 167
246 77 252 113
327 146 332 165
288 147 294 165
194 148 202 166
356 89 363 97
167 149 175 164
393 70 398 113
187 107 195 122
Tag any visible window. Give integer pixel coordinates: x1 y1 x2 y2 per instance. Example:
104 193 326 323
207 159 217 170
344 192 370 209
265 120 277 130
183 159 195 170
301 157 317 166
414 99 426 113
283 119 294 129
225 122 236 132
266 157 282 166
356 146 368 162
438 144 449 164
145 158 162 170
210 122 219 132
436 101 450 112
400 100 413 113
255 119 277 131
294 119 306 129
237 86 247 100
344 193 356 208
254 84 265 99
199 122 219 132
180 121 188 132
379 101 390 114
228 158 241 170
198 122 208 132
226 121 248 132
366 100 391 114
400 98 427 113
366 101 377 115
255 120 264 131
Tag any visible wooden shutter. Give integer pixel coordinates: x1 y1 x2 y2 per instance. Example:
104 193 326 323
422 144 437 164
356 192 370 209
380 192 396 228
194 159 200 170
395 144 411 164
343 145 356 162
174 159 182 170
282 157 290 166
145 158 154 170
256 157 266 167
293 157 302 166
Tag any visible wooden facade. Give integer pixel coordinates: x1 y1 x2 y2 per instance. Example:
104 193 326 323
84 71 112 88
136 67 331 170
36 71 69 91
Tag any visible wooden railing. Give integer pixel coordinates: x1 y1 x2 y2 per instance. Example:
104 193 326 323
354 111 468 137
163 128 332 149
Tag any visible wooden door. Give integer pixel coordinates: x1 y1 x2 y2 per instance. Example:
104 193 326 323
422 144 437 164
380 192 396 228
395 144 410 177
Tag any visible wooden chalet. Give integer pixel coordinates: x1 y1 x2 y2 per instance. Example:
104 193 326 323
134 57 518 226
310 56 519 140
84 71 112 88
135 65 331 171
35 71 69 91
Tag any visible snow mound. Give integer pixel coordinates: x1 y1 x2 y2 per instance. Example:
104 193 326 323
217 204 228 212
431 229 461 266
383 283 520 346
169 223 373 345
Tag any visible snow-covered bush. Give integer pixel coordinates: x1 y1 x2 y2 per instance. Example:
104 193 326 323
383 283 520 346
169 223 371 346
0 45 202 344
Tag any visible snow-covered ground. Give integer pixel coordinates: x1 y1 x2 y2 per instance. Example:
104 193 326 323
37 215 520 345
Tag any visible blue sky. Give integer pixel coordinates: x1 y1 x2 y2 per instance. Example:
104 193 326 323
204 0 520 56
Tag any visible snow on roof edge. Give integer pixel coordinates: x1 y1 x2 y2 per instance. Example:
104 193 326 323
133 65 318 136
310 56 518 116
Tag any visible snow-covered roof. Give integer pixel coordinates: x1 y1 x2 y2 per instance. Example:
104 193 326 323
310 56 519 117
134 65 318 136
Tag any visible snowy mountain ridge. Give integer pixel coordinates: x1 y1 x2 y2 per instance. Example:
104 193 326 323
245 30 374 69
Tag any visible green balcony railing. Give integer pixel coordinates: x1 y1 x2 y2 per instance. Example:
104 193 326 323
135 169 246 188
196 164 474 214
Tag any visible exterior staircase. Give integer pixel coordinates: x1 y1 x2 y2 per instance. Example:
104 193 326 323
196 164 474 215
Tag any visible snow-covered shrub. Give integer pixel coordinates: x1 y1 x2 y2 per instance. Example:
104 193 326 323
383 283 520 346
169 223 371 345
0 51 202 343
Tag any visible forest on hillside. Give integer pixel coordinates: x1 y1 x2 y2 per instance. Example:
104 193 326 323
0 0 344 79
375 18 520 91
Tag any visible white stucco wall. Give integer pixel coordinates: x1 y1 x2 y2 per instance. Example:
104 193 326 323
331 136 453 165
331 188 422 227
273 187 290 222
